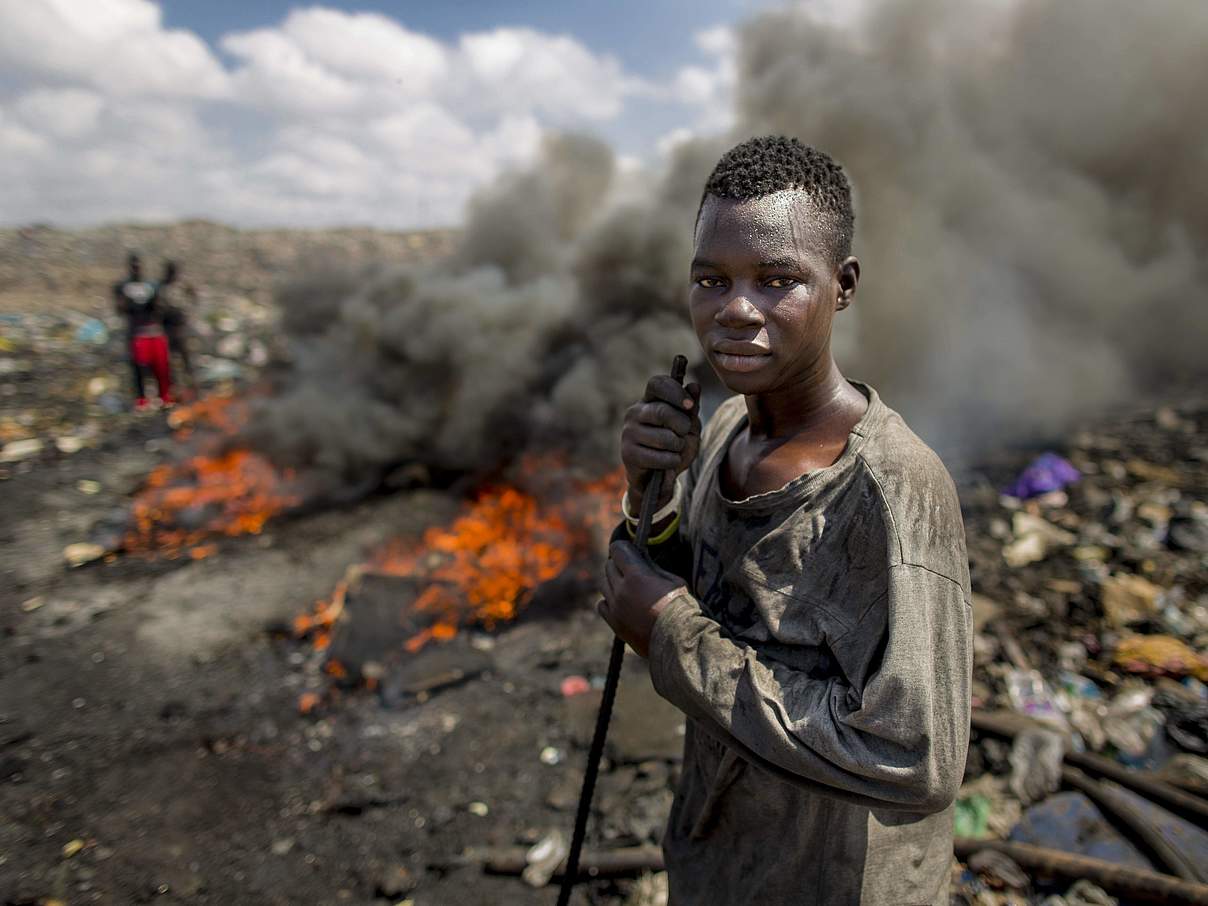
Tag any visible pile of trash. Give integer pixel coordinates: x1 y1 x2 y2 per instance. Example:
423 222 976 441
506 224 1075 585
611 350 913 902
952 400 1208 903
0 302 270 469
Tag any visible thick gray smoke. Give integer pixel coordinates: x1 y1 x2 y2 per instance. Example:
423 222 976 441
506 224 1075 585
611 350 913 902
250 0 1208 488
735 0 1208 446
245 133 699 489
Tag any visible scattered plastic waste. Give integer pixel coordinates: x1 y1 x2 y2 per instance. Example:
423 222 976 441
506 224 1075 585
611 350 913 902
1008 729 1065 805
74 318 108 346
1004 452 1081 500
1006 669 1070 732
954 794 991 838
560 675 591 698
1040 880 1118 906
1101 686 1164 761
1002 512 1076 567
1152 688 1208 754
1009 792 1153 870
968 849 1029 890
522 829 568 887
1100 573 1164 628
1114 634 1208 682
0 438 43 462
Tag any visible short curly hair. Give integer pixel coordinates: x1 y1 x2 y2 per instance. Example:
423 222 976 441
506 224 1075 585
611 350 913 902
700 136 854 264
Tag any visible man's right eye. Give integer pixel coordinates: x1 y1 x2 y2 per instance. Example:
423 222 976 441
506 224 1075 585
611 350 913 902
695 277 724 288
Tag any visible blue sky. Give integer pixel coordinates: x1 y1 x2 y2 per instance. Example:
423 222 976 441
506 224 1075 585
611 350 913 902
163 0 753 75
0 0 767 228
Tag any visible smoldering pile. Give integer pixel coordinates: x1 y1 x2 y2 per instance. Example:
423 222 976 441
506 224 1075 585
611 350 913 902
242 135 711 494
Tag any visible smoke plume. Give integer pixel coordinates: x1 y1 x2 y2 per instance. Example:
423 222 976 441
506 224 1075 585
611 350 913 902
245 133 699 490
734 0 1208 446
249 0 1208 488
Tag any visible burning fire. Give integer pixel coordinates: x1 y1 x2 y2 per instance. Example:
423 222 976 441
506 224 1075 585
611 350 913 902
295 456 625 661
125 394 300 557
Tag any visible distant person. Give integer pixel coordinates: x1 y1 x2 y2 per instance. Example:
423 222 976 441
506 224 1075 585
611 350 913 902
157 260 197 399
113 253 172 409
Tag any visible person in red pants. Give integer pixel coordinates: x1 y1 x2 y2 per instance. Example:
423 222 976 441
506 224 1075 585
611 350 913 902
114 254 173 408
130 329 172 408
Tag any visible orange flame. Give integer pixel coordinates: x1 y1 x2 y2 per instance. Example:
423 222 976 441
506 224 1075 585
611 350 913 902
125 394 299 557
297 456 625 660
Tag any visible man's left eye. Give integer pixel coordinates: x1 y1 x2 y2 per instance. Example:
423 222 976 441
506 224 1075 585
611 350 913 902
766 277 797 288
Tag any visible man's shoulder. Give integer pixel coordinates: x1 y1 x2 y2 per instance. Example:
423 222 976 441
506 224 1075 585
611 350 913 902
860 408 956 498
856 404 968 583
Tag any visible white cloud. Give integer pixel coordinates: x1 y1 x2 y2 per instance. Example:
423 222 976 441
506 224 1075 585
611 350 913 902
457 27 636 121
0 1 731 228
14 88 104 138
695 25 736 57
222 28 364 115
668 26 736 112
0 109 48 157
277 8 448 91
0 0 229 98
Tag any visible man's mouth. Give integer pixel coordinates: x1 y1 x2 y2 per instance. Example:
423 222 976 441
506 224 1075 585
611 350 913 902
710 339 773 374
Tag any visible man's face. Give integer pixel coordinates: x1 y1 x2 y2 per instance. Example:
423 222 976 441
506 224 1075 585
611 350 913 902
129 260 142 280
689 191 851 396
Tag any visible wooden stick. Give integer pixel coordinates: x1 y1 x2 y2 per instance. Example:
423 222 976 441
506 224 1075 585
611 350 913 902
953 838 1208 904
1066 748 1208 829
457 840 1208 902
1061 766 1205 882
441 845 664 879
971 709 1208 827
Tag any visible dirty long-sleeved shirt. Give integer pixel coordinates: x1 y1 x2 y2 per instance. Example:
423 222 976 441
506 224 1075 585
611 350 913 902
645 383 972 905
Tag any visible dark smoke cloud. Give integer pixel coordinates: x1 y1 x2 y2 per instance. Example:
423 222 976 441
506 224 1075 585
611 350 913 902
249 0 1208 488
735 0 1207 446
245 134 698 489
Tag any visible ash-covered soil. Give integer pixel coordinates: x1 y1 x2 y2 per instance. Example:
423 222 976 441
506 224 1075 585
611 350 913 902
0 415 671 905
5 389 1206 906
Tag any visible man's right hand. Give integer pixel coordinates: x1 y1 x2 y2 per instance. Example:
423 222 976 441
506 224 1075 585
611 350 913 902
621 374 702 510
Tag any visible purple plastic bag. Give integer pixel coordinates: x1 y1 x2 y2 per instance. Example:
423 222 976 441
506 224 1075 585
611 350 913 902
1004 452 1081 499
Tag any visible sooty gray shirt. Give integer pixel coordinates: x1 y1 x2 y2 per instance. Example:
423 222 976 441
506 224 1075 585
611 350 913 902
647 384 972 906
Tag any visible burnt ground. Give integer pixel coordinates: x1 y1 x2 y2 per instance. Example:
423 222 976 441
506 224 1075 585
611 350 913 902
3 359 1207 905
0 403 681 906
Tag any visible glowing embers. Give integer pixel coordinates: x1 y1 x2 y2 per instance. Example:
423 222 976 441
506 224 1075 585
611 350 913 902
296 457 625 668
125 394 300 558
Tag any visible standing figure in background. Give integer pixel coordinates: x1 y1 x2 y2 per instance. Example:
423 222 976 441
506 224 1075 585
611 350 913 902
113 253 172 410
157 260 197 400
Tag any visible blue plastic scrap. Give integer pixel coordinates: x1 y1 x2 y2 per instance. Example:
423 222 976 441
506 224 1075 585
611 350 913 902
1004 452 1082 499
1008 792 1153 870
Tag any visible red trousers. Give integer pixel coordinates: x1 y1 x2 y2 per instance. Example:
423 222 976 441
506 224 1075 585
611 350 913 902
132 334 172 403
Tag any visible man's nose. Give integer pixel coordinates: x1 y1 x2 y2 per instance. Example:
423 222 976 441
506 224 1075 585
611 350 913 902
716 293 765 328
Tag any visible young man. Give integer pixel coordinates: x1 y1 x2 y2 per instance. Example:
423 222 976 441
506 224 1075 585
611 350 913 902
156 260 198 398
599 136 972 905
113 253 173 409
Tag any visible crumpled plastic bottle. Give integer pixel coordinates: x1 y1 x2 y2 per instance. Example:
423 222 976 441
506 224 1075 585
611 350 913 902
1101 686 1163 761
1040 879 1119 906
522 829 568 887
1009 728 1066 805
1006 669 1070 733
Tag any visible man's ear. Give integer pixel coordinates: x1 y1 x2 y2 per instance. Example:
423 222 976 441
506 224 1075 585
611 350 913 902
836 256 860 311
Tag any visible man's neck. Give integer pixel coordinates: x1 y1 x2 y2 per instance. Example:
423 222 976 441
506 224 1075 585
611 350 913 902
743 358 865 442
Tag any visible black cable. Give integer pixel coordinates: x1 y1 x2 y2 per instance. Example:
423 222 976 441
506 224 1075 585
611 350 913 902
557 354 687 905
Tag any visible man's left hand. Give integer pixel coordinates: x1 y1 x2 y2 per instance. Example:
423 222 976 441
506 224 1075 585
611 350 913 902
599 540 686 658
